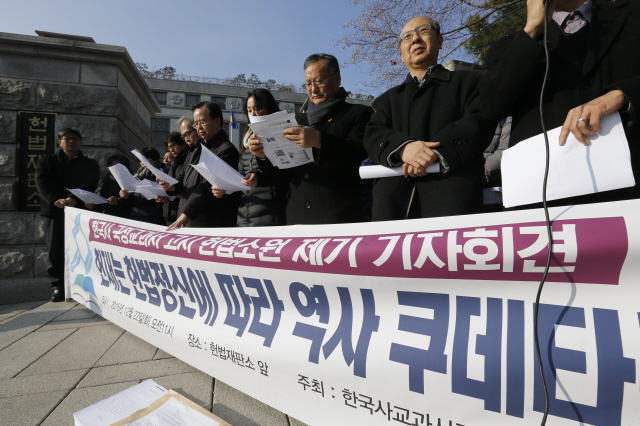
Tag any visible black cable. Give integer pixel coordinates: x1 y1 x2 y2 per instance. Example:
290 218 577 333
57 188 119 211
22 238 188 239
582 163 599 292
534 2 553 425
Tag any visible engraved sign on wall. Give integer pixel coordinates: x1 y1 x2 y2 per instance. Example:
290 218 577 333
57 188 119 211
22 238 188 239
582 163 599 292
17 111 57 212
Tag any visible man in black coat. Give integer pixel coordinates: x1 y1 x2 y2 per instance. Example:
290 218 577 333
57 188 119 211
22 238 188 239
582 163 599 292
250 53 373 224
364 17 496 220
481 0 640 205
163 102 239 229
35 128 100 302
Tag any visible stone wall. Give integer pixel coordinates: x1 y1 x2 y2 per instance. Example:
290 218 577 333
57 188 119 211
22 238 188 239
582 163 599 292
0 31 160 280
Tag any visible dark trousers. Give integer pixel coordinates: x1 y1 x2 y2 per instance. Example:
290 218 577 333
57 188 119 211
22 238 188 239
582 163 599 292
43 214 65 291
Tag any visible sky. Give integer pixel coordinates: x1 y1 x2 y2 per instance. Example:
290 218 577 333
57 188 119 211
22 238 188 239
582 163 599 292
2 0 384 95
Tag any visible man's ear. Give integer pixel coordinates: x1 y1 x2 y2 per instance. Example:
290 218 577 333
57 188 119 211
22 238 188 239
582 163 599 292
438 34 444 50
336 72 342 87
57 140 63 148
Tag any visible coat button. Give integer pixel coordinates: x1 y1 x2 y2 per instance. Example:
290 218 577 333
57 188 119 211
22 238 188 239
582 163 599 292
579 81 590 90
303 173 309 179
454 139 462 146
305 203 311 209
379 142 384 147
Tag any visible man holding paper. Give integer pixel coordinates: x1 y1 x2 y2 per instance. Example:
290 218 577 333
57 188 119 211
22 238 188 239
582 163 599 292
35 128 100 302
164 102 239 229
481 0 640 205
250 53 373 224
364 17 495 220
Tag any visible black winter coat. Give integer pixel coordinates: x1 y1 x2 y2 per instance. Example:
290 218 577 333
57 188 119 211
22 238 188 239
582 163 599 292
364 66 496 220
259 101 373 225
481 0 640 205
237 135 288 227
35 150 100 217
164 148 188 223
100 174 132 218
176 130 240 228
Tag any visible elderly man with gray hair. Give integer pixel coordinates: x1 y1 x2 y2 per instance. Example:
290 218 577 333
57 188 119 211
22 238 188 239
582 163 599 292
364 17 495 220
249 53 373 224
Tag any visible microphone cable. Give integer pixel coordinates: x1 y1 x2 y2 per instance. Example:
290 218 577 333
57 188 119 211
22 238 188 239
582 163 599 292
534 1 553 424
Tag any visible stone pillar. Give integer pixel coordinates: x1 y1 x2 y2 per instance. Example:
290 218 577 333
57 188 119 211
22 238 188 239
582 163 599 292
0 31 160 279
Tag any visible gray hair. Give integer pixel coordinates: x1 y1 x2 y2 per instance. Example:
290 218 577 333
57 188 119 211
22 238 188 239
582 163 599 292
178 115 194 128
398 18 441 48
303 53 340 76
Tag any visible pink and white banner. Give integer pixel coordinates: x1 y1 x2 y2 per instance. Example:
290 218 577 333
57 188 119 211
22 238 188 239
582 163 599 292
65 200 640 426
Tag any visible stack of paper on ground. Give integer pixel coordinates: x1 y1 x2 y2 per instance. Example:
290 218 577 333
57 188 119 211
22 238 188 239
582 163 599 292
359 162 440 179
192 144 247 193
131 149 178 185
67 188 109 204
73 379 168 426
501 112 635 208
110 390 230 426
108 163 175 201
248 110 313 169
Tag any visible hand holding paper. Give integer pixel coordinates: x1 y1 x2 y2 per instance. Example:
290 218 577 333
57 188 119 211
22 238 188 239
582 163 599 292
67 188 108 204
191 145 247 193
132 149 178 185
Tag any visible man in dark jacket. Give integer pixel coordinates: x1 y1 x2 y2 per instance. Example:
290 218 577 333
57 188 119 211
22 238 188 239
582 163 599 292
250 53 373 224
35 128 100 302
164 102 239 229
481 0 640 206
364 17 495 220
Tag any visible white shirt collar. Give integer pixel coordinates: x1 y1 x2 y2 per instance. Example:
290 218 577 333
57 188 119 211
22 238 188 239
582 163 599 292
553 0 593 27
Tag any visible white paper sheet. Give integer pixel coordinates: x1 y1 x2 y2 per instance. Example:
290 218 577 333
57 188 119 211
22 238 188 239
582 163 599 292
359 163 440 179
248 111 313 169
131 149 178 185
123 397 220 426
191 144 248 194
109 163 140 193
135 179 175 201
501 112 635 208
67 188 109 204
73 379 167 426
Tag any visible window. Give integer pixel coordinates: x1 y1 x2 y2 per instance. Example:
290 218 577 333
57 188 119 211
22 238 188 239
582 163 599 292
186 94 201 108
152 92 167 106
212 97 226 110
151 118 170 147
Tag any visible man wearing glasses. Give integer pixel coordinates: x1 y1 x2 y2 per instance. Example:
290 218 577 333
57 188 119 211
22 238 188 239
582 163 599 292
364 17 495 220
250 53 373 224
35 128 100 301
163 102 239 229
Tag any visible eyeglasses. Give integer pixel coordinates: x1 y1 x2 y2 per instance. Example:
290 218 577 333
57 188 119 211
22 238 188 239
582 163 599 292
61 136 80 142
304 75 335 90
193 120 209 129
398 23 434 45
181 129 196 140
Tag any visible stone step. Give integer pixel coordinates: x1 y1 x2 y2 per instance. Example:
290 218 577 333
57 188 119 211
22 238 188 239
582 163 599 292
0 277 51 304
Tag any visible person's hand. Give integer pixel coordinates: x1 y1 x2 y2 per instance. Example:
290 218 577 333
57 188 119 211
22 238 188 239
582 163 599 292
399 141 440 177
248 134 266 158
167 214 189 230
107 196 119 205
283 126 321 149
54 199 66 209
158 180 175 191
64 197 77 207
155 195 169 203
119 189 130 199
524 0 557 39
211 186 226 198
241 173 258 188
85 203 95 210
559 90 627 146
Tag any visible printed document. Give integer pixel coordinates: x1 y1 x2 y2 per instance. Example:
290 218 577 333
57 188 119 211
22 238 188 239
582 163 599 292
248 111 313 169
501 112 635 208
191 144 247 193
359 163 440 179
67 188 108 204
135 179 175 201
131 149 178 185
73 379 167 426
109 163 140 192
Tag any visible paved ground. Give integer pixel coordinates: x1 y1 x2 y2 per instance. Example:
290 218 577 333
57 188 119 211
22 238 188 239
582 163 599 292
0 291 308 426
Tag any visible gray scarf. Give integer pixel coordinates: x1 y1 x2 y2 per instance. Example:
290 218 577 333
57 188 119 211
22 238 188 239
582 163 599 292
306 87 348 129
